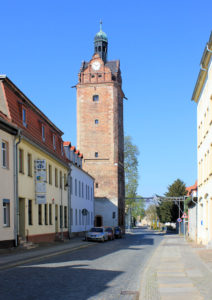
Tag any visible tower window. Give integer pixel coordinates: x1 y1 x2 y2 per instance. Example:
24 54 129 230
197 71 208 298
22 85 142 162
96 183 99 188
103 46 106 52
93 95 99 102
95 119 99 124
95 152 98 158
98 46 101 51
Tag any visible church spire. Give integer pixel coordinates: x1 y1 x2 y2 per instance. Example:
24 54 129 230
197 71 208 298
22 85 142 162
94 21 108 63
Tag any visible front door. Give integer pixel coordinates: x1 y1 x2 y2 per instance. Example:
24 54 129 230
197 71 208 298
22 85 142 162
95 215 103 227
19 198 25 239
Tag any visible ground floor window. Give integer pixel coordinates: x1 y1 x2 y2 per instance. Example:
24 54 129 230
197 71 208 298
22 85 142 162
60 205 63 228
3 199 10 227
28 200 32 225
75 209 78 225
45 204 48 225
38 204 42 225
64 206 67 228
49 204 52 225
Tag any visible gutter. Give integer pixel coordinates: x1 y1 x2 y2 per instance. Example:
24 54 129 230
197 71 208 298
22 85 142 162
14 130 21 246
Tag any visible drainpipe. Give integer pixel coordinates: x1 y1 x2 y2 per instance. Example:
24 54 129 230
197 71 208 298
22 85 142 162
67 164 72 239
14 130 21 247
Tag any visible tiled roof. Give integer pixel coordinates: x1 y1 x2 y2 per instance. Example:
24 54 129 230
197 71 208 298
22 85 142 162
0 76 69 166
186 181 198 195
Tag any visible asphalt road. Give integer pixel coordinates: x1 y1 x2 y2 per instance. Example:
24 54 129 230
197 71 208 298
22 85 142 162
0 228 164 300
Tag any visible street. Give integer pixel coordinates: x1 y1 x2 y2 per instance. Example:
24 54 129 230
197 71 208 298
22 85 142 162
0 228 163 300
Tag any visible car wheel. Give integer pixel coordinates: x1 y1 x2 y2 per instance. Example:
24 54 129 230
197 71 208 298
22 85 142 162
102 237 105 242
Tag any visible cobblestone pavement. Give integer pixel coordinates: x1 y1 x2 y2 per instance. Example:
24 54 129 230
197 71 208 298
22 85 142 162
140 234 212 300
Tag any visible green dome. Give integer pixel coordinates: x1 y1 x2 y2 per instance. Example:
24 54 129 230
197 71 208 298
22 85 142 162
94 29 108 42
94 22 108 42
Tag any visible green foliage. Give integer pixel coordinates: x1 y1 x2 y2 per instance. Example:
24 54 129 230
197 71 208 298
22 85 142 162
131 197 145 219
124 135 143 220
145 204 158 222
157 179 187 223
124 135 139 199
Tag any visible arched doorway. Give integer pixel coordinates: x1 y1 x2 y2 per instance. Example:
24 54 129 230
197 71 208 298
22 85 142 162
95 215 103 227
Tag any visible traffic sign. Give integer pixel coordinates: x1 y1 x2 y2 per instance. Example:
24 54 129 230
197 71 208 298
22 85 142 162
177 218 182 223
181 212 188 219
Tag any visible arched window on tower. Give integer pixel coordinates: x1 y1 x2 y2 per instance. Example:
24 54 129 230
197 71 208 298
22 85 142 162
98 46 101 51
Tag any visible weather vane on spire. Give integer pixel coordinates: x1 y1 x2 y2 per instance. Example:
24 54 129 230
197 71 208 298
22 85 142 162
100 19 102 31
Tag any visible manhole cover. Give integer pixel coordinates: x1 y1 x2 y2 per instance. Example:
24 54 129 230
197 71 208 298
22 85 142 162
121 290 139 295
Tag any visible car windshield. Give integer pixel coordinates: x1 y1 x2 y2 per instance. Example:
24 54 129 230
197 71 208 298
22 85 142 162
105 228 112 232
90 227 103 232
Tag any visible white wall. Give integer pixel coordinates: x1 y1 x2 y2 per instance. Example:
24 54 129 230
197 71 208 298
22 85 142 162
70 163 94 233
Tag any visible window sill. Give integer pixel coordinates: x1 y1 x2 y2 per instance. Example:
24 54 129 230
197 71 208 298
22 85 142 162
3 225 10 228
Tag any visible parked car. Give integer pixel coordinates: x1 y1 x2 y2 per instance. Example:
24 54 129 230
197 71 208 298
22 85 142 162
86 227 109 242
105 227 115 240
114 226 122 238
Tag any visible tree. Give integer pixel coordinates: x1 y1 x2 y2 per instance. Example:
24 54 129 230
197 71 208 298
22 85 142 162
145 204 158 228
157 179 187 223
124 136 143 223
124 135 139 198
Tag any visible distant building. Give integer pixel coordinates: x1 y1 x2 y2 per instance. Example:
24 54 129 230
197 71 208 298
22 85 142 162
0 117 18 247
186 181 198 242
192 31 212 245
76 23 125 228
0 75 69 244
64 142 94 236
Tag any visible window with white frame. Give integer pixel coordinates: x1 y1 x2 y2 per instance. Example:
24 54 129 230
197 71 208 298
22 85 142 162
75 209 78 225
70 177 73 194
3 199 10 226
22 108 27 127
2 141 8 168
82 182 84 198
53 134 56 150
79 181 81 197
42 125 45 142
79 209 81 225
75 179 77 196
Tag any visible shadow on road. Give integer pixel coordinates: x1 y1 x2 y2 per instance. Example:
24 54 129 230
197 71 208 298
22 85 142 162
0 229 162 300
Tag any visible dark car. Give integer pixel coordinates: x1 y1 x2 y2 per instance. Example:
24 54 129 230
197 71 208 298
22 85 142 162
105 227 115 240
114 226 122 238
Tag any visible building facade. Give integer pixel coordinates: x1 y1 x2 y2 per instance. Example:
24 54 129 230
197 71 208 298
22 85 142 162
192 32 212 245
76 25 125 227
64 142 94 236
0 117 18 247
0 75 69 243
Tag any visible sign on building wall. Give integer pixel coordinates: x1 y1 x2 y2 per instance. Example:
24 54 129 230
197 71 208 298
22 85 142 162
35 159 46 204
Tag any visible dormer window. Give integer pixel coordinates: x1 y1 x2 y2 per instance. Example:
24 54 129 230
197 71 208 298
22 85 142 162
22 108 27 127
53 135 56 150
93 95 99 102
42 125 45 142
61 142 64 156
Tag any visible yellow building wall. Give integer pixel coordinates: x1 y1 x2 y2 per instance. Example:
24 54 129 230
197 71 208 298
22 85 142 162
0 130 15 243
197 58 212 245
18 138 69 241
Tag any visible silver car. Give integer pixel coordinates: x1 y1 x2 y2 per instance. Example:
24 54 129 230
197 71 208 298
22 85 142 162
86 227 109 242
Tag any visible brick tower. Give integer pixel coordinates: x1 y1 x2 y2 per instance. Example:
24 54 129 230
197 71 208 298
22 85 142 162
76 23 125 227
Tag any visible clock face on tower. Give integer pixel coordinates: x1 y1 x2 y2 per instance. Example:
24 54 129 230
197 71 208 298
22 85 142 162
92 61 101 71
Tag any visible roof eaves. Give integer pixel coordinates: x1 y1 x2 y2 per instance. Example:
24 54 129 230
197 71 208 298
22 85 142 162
0 75 64 135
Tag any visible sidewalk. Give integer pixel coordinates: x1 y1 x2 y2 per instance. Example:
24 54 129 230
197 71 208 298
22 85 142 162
140 234 212 300
0 237 94 270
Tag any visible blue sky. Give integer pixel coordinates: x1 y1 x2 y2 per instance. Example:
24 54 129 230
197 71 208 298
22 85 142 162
0 0 211 196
